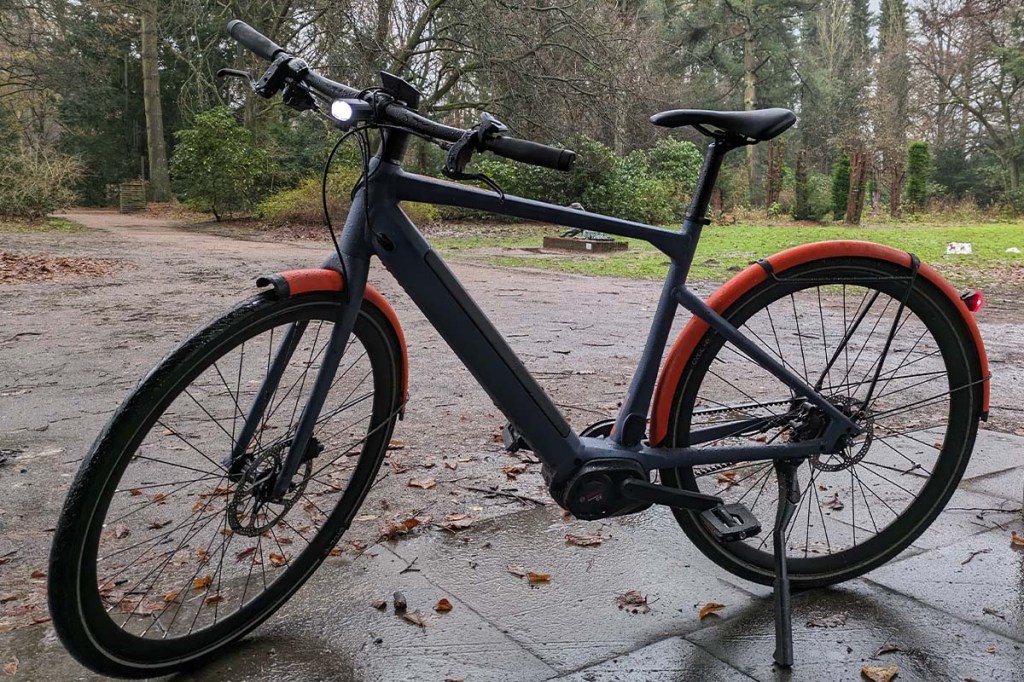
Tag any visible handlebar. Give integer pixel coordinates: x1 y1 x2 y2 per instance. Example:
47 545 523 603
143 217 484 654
226 20 575 172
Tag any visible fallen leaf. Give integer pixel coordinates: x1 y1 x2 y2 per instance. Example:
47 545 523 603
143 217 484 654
434 598 453 613
985 646 996 654
390 462 410 474
698 602 725 620
29 570 45 580
821 493 845 512
526 572 550 583
148 520 171 530
268 553 289 567
328 547 343 557
444 461 458 470
615 590 651 614
506 564 527 578
379 517 421 541
565 533 604 547
0 557 11 567
518 451 540 464
196 547 210 563
716 470 738 490
807 612 848 628
236 547 257 562
861 664 899 682
441 514 473 531
371 599 386 610
164 591 179 603
387 439 406 450
151 493 167 504
193 575 212 590
31 616 51 625
1010 531 1024 549
401 610 427 627
4 656 18 676
501 464 527 480
277 536 293 545
204 594 225 605
408 478 436 490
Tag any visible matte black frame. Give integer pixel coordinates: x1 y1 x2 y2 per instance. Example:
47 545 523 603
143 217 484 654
264 138 860 495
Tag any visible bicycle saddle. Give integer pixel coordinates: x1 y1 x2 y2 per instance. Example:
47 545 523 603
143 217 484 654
650 107 796 142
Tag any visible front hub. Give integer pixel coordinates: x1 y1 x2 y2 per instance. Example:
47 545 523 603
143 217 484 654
227 439 313 536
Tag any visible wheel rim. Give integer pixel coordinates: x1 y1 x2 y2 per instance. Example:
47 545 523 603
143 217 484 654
666 261 977 577
83 303 394 653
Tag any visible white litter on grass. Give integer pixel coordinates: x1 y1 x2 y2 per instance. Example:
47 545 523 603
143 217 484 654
946 242 972 255
1007 247 1021 254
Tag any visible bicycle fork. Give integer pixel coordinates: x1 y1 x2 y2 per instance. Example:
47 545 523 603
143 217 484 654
226 258 370 499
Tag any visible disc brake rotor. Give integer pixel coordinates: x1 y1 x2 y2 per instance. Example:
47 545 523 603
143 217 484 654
227 441 312 537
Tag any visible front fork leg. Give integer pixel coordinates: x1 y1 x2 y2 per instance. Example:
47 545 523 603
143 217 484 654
772 459 802 668
270 281 364 499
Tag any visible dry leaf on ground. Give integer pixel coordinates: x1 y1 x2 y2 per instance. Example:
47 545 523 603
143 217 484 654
3 656 18 676
112 523 130 539
1010 531 1024 549
502 464 528 480
441 514 473 531
565 533 604 547
861 665 898 682
434 598 453 613
204 594 224 605
192 575 212 590
615 590 651 614
268 553 289 567
379 517 420 541
29 570 45 580
698 602 725 619
388 439 406 450
507 564 527 578
527 572 550 584
408 478 436 490
371 599 386 610
401 610 427 627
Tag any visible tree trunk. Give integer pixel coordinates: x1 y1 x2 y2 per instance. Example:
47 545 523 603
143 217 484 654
140 0 171 201
888 160 904 217
743 26 762 207
765 139 783 210
845 146 867 224
794 149 808 220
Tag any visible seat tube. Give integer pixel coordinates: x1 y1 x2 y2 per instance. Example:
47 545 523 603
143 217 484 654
612 140 733 446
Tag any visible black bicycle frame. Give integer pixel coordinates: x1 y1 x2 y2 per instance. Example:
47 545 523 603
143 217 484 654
262 135 860 497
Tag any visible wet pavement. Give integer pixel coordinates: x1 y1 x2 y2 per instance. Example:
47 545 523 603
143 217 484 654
3 427 1020 681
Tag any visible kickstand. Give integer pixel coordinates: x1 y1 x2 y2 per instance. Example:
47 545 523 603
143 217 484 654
772 459 801 668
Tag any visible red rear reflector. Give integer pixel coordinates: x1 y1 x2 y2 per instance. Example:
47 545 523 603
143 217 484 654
961 290 985 313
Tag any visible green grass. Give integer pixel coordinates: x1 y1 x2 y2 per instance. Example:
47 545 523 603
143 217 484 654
434 221 1024 286
0 217 87 233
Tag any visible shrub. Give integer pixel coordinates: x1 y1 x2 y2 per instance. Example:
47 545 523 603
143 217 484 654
0 149 84 219
831 153 850 220
905 140 930 212
259 166 438 226
171 107 267 221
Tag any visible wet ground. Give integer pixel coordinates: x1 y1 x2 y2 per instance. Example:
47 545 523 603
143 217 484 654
1 211 1022 680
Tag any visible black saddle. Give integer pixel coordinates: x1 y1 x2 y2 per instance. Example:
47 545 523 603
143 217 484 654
650 108 796 143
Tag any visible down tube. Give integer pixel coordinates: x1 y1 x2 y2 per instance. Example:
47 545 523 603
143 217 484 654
371 204 582 475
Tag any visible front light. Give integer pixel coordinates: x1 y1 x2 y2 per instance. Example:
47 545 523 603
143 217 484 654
330 100 353 122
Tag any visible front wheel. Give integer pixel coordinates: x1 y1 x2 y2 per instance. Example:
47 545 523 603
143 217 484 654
49 292 403 678
661 256 985 588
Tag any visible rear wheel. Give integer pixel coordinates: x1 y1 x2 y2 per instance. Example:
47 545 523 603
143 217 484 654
661 257 984 588
49 292 403 678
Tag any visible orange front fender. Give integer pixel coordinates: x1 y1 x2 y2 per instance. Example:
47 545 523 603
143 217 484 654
647 241 990 446
257 268 409 411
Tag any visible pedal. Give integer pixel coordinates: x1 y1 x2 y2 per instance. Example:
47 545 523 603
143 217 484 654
501 422 530 453
699 503 761 542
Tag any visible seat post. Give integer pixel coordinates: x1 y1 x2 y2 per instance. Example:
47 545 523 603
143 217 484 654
675 140 733 281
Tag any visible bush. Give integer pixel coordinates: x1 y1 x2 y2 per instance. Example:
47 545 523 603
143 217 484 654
259 166 438 226
0 149 84 219
905 140 930 212
457 134 700 224
171 107 267 221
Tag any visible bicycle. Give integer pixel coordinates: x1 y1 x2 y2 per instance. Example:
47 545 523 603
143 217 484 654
48 19 990 678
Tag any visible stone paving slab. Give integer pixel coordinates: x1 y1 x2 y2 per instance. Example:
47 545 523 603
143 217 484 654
868 518 1024 644
686 580 1024 682
552 635 757 681
387 505 753 675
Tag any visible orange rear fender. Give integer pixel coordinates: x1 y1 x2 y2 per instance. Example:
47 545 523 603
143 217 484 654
647 241 990 446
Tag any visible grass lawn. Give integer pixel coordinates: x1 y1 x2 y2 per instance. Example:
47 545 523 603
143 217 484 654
0 217 87 233
431 220 1024 287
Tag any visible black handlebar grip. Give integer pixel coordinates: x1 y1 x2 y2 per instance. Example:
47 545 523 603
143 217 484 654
227 20 285 62
486 136 576 171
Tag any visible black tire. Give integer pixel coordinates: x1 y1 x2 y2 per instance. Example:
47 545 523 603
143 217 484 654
661 257 984 588
49 292 403 678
